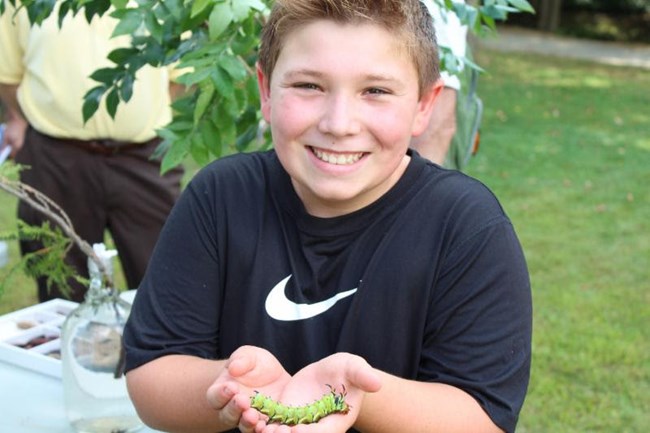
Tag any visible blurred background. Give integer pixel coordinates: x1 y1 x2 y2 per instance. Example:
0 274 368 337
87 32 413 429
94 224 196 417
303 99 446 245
1 1 648 431
507 0 649 43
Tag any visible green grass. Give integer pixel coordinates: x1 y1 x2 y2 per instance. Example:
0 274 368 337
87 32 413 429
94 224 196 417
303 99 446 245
465 50 649 432
1 48 648 431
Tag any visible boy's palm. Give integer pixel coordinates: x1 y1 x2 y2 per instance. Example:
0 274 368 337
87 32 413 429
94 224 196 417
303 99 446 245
255 353 382 433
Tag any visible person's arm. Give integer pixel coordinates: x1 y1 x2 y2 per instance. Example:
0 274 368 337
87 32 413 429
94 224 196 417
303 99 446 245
355 372 502 433
126 346 294 433
127 355 236 432
232 351 501 433
0 83 28 155
0 3 28 156
410 86 457 164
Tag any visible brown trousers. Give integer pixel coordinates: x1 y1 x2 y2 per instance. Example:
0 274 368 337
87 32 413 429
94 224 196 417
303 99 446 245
16 127 183 302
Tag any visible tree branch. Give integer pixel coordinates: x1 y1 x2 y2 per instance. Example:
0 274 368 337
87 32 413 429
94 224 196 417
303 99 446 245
0 174 114 288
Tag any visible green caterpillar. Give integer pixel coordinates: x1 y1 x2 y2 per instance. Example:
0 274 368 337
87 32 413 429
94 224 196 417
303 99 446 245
250 384 349 425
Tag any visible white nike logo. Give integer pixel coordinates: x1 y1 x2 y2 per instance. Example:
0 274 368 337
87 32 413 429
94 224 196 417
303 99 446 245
265 275 357 321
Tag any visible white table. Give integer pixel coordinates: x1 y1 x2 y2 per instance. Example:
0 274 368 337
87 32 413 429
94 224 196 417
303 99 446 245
0 359 161 432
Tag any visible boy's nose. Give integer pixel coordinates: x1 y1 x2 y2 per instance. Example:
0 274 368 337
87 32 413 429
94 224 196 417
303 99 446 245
318 94 361 137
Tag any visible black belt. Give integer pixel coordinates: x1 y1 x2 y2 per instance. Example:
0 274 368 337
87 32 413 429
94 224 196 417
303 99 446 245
64 137 160 156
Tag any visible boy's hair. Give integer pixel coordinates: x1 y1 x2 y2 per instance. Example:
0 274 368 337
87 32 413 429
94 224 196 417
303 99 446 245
258 0 439 97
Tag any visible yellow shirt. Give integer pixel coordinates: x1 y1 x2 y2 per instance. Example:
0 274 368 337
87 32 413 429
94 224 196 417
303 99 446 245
0 4 175 142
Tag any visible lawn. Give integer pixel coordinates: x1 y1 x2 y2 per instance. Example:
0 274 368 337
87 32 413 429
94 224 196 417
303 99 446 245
465 49 649 432
1 47 648 432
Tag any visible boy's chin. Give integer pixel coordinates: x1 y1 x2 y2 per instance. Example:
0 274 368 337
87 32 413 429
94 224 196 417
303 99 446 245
296 182 375 217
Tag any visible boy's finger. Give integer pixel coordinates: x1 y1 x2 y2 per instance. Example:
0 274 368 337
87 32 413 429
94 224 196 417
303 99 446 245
228 354 256 377
239 406 266 432
206 382 238 410
216 392 253 429
345 358 382 393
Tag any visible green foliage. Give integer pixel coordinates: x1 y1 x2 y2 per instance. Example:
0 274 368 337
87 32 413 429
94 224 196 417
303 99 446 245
436 0 534 35
1 0 533 172
0 163 88 299
0 220 83 299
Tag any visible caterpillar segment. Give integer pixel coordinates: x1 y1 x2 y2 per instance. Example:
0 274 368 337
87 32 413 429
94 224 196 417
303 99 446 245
250 385 349 425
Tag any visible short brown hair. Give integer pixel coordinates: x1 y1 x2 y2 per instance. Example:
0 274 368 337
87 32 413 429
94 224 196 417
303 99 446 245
258 0 439 97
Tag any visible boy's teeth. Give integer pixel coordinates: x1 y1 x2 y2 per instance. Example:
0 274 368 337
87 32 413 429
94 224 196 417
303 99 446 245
313 148 363 165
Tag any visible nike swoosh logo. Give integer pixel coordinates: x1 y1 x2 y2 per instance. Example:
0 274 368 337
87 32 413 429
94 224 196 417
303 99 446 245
265 275 357 321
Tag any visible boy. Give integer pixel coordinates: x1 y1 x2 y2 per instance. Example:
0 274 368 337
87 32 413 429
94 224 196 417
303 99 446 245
123 1 532 433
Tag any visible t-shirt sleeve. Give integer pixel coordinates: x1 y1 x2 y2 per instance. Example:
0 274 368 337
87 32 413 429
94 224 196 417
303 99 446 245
123 169 223 372
420 184 532 433
0 5 25 84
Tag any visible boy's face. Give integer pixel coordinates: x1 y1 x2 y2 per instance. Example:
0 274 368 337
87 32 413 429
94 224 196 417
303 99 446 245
258 20 440 217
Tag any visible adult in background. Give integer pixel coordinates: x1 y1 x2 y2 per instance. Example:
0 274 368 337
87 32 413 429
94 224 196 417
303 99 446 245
412 0 469 165
0 3 184 302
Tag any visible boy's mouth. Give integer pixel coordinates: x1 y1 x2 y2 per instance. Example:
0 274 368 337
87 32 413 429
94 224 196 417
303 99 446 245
311 147 364 165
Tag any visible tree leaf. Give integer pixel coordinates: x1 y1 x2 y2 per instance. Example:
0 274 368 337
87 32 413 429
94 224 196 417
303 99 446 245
160 138 189 174
112 9 142 37
57 1 72 28
189 132 210 166
108 47 139 64
216 104 237 148
208 2 234 40
508 0 535 14
111 0 129 9
144 11 164 43
89 67 118 85
175 67 212 87
211 66 234 100
161 0 184 21
202 117 223 158
106 86 120 119
82 85 107 123
84 0 111 22
191 0 212 18
194 81 216 125
232 0 266 21
219 55 248 82
119 73 134 102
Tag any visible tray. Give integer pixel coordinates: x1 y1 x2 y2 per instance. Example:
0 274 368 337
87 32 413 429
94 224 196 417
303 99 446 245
0 291 137 379
0 298 78 378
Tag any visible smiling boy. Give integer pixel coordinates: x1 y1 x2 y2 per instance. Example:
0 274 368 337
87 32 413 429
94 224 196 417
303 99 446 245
123 1 532 433
258 18 438 217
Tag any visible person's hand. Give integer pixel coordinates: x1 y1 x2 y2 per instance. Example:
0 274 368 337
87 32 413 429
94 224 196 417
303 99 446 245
255 352 382 433
206 345 292 433
2 116 28 157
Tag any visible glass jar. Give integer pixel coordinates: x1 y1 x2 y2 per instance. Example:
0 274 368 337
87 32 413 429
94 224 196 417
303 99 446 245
61 244 143 433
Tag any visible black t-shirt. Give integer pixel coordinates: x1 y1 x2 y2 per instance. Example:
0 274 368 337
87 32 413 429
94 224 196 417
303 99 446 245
124 150 532 433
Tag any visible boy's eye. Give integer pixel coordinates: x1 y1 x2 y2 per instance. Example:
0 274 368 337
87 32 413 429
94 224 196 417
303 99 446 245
365 87 390 95
294 82 320 90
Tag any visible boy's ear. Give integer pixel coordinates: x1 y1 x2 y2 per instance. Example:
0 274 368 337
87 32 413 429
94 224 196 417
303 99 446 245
256 63 272 122
412 79 444 135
